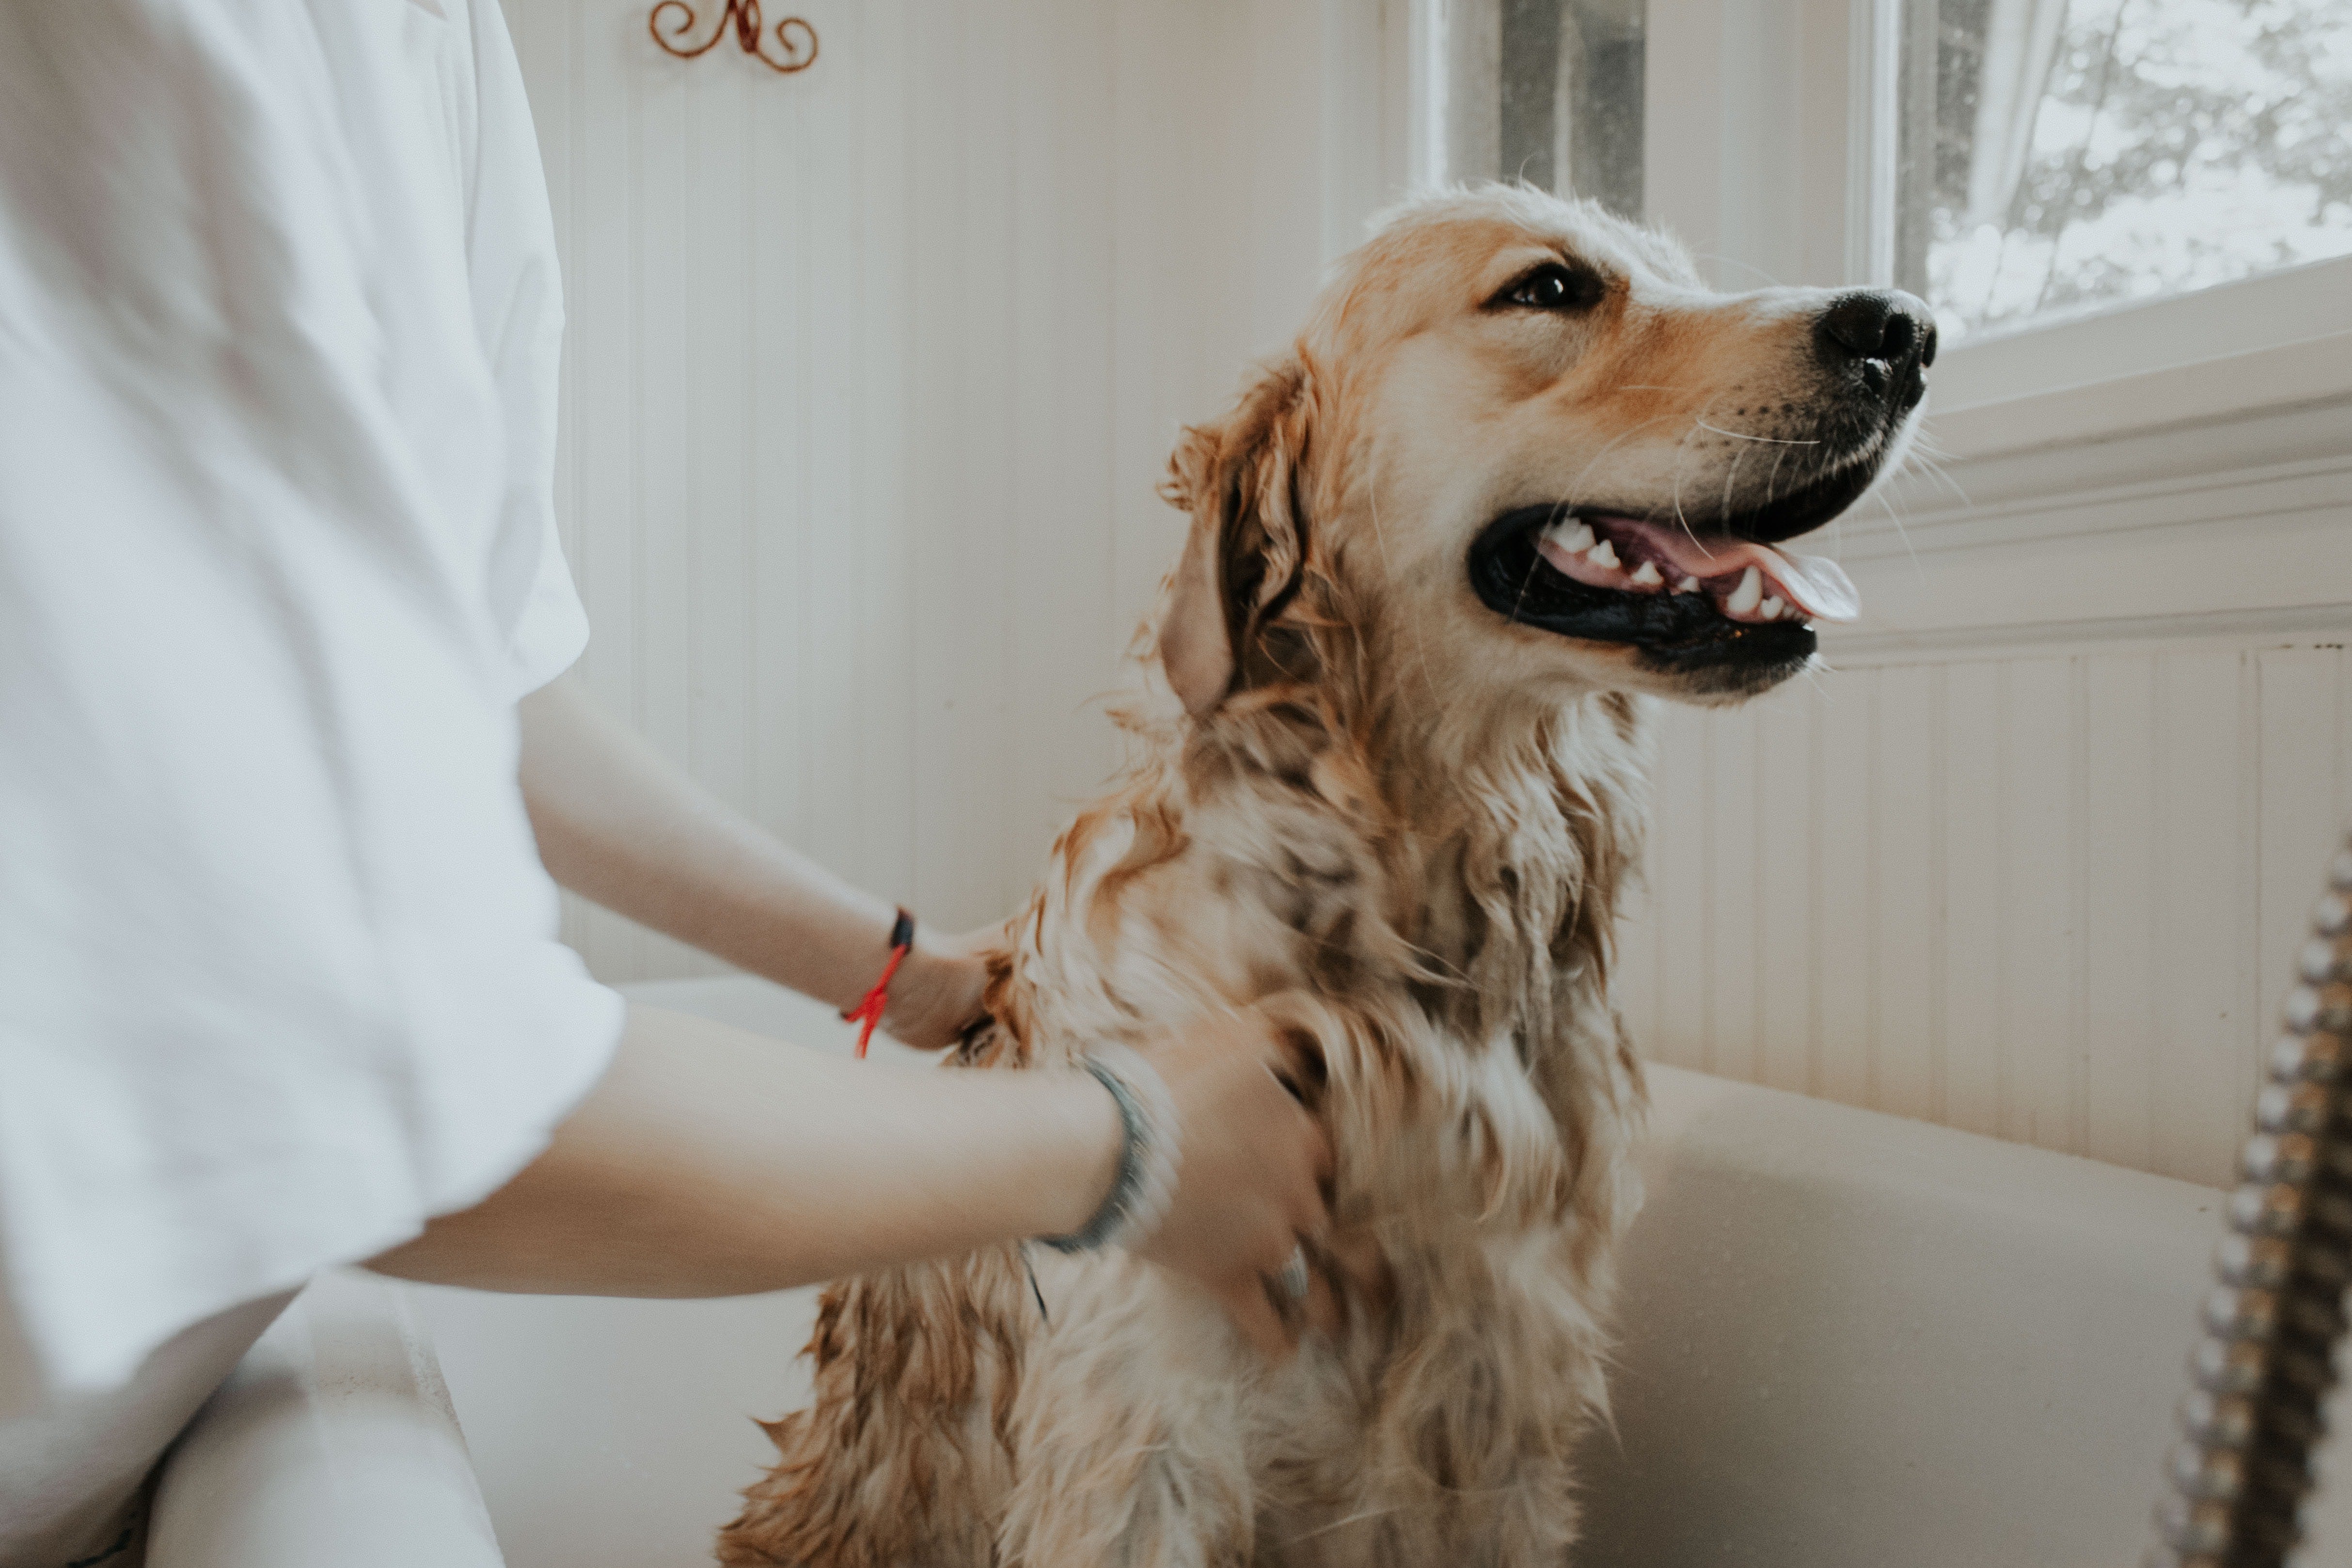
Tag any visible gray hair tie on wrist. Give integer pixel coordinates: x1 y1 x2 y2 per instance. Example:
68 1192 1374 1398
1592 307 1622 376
1040 1044 1180 1255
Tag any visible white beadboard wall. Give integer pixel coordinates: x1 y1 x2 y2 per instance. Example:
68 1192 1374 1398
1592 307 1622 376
1617 349 2352 1186
503 0 2349 1186
1618 637 2352 1188
502 0 1401 981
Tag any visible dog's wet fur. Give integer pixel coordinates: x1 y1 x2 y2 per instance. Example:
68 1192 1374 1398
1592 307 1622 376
718 184 1926 1568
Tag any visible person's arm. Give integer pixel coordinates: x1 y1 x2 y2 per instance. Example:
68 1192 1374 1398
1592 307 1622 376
516 675 985 1048
366 1004 1333 1356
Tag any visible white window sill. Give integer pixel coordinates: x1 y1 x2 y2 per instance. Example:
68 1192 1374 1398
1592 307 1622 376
1828 264 2352 650
1921 254 2352 462
1926 328 2352 464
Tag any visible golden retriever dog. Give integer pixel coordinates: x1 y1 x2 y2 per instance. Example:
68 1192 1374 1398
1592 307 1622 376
718 183 1932 1568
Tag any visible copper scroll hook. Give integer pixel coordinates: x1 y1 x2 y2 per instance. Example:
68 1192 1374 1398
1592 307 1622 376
647 0 818 74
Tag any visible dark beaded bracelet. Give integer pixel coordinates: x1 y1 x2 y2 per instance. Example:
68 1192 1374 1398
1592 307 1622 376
1039 1048 1179 1254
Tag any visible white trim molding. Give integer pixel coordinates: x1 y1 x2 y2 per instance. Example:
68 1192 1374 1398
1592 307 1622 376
1926 329 2352 465
1829 325 2352 654
1926 256 2352 413
1648 187 2352 1189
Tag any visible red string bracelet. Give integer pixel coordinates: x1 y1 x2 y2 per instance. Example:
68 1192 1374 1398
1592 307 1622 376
842 907 915 1059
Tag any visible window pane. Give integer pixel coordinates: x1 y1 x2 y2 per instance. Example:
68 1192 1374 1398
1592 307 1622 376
1438 0 1648 219
1897 0 2352 343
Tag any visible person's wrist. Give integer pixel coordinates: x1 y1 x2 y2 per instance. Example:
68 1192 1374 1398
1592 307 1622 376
832 907 912 1029
888 942 947 1018
881 932 990 1049
1036 1072 1123 1239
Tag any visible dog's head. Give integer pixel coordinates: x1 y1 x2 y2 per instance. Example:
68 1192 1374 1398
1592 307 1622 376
1158 185 1932 718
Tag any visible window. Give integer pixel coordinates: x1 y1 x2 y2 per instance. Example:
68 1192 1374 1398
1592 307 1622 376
1389 0 2350 416
1896 0 2352 345
1433 0 1648 220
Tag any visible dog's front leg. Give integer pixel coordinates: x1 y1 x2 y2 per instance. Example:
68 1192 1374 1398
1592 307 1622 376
998 1260 1259 1568
718 1252 1029 1568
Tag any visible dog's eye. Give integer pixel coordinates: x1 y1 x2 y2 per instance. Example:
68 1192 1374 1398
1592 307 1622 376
1500 264 1606 312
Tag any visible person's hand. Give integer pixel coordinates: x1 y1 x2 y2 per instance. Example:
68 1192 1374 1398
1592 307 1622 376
881 923 997 1050
1131 1009 1336 1360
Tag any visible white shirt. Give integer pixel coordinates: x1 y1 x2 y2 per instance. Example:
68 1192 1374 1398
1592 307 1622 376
0 0 622 1431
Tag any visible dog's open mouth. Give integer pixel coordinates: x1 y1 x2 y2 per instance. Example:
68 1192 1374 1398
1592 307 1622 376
1468 502 1862 675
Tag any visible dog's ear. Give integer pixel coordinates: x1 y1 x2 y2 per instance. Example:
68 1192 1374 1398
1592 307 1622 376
1157 359 1313 719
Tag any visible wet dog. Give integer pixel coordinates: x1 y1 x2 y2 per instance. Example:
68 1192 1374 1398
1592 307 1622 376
719 183 1930 1568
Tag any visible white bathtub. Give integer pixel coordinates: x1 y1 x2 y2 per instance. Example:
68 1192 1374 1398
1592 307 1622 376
152 975 2352 1566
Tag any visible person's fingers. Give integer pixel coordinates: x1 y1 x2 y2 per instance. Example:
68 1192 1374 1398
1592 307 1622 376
1219 1273 1296 1361
1244 1055 1330 1206
1258 1099 1329 1238
1129 1009 1348 1344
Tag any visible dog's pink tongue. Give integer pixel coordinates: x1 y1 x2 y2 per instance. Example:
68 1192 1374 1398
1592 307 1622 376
1761 552 1862 622
1598 516 1861 623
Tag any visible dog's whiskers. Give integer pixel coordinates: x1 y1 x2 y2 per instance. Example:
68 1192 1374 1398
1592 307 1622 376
1857 419 1932 577
1873 487 1925 581
1905 438 1970 508
1514 499 1580 625
1719 432 1750 527
1694 419 1820 445
1508 552 1543 625
1556 412 1683 520
1667 396 1717 547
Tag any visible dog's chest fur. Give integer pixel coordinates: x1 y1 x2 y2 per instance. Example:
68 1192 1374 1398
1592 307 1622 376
979 691 1653 1557
717 689 1656 1568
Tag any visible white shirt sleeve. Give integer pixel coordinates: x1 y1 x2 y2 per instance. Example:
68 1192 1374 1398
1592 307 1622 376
444 0 592 699
0 0 621 1416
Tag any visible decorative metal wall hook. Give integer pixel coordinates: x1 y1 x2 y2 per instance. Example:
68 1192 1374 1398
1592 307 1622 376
648 0 818 74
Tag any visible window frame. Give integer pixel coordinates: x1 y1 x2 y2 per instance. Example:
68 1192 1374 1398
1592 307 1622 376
1382 0 2352 466
1841 0 2352 456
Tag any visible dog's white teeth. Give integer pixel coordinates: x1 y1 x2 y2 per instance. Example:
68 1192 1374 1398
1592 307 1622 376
1629 560 1663 588
1726 565 1763 616
1543 519 1597 553
1677 575 1702 594
1760 595 1785 620
1587 539 1620 570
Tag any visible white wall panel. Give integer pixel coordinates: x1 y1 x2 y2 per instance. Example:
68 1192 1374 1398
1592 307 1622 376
1625 639 2352 1188
502 0 2346 1188
1755 689 1814 1095
502 0 1375 982
2080 653 2159 1172
1814 675 1875 1102
1619 309 2352 1187
1870 664 1940 1123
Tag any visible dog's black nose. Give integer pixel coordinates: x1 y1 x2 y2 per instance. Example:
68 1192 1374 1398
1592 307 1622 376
1814 289 1936 405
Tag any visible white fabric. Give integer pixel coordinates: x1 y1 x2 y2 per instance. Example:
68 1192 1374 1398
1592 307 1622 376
1962 0 2071 228
0 1292 295 1568
0 0 622 1441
